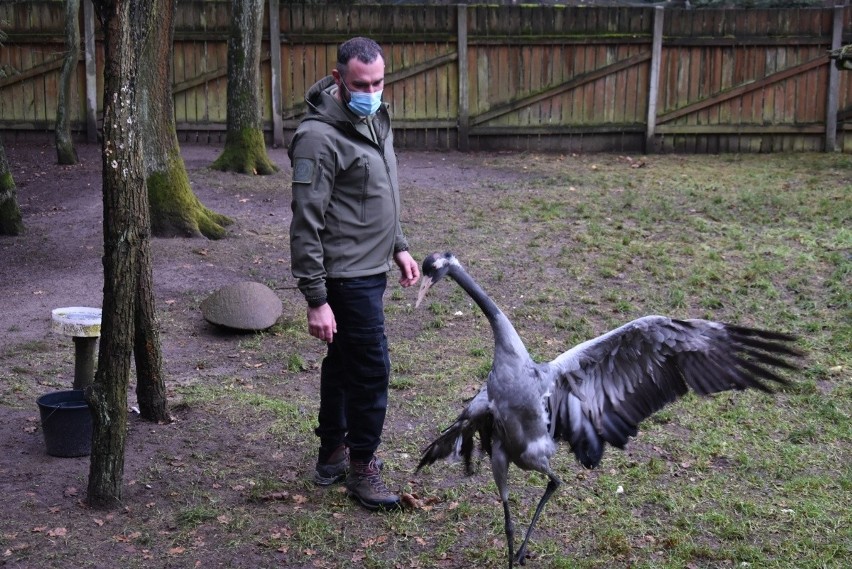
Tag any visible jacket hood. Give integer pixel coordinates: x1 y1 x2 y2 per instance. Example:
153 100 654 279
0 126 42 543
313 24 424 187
304 76 352 128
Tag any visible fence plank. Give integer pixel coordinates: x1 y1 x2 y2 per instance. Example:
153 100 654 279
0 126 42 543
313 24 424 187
2 2 850 153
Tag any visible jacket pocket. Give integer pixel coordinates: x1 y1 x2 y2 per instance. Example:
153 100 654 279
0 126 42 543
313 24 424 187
341 329 389 379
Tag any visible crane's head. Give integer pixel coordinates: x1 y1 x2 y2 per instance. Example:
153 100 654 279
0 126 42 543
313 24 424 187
416 252 456 308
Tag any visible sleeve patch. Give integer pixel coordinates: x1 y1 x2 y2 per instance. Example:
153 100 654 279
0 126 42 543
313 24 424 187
292 158 315 184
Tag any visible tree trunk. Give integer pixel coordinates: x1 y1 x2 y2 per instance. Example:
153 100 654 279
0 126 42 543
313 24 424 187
87 0 152 509
55 0 80 165
140 0 232 239
0 133 24 236
134 237 170 423
211 0 277 175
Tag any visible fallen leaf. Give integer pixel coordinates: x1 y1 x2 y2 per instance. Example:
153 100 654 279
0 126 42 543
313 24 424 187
47 527 67 537
260 491 289 501
168 546 185 555
400 492 423 509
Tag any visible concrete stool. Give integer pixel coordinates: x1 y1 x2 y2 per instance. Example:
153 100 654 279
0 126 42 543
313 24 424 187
51 307 102 390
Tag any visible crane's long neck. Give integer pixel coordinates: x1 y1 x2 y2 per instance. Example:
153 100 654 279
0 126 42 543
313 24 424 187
447 264 501 322
447 263 527 357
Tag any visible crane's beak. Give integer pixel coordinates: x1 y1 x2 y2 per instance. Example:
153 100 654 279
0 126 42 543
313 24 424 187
415 276 434 308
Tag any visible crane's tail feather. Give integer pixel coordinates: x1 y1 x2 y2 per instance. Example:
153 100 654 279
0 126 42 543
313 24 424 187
417 408 493 476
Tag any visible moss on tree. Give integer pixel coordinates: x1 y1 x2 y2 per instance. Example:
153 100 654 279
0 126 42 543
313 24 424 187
211 128 278 175
148 156 233 239
56 140 78 166
0 172 24 236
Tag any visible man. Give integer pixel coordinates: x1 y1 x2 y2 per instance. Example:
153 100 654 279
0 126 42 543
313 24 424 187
288 37 420 512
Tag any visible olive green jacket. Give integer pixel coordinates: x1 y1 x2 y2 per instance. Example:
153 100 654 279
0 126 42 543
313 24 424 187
288 76 409 307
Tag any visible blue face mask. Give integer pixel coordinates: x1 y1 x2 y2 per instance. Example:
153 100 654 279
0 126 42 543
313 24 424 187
342 81 383 116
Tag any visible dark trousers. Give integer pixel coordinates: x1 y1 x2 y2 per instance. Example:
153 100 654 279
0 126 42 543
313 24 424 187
317 274 390 463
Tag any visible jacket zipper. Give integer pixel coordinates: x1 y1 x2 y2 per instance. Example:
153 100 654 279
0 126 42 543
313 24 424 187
361 159 370 223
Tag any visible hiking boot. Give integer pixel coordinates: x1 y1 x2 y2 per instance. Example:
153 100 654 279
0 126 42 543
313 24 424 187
314 445 384 486
314 444 349 486
345 457 401 511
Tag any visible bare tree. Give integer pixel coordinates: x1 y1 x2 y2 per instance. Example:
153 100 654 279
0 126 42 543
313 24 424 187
0 133 23 236
87 0 165 507
55 0 80 165
211 0 277 175
141 0 233 238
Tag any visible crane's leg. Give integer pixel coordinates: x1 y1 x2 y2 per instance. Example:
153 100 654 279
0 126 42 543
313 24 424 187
490 444 515 569
514 468 562 566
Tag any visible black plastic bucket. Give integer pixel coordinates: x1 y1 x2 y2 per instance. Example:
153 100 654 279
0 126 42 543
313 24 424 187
36 390 93 457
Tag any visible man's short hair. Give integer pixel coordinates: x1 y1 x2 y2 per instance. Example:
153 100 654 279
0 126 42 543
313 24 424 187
336 37 383 77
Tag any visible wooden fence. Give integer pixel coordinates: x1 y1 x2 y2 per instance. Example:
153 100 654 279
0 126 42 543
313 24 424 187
2 1 851 153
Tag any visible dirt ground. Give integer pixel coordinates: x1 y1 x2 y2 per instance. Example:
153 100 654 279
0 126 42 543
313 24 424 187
0 140 523 568
2 140 842 568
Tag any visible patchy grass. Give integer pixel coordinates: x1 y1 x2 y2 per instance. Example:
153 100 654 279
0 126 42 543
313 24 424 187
397 152 850 569
1 150 849 568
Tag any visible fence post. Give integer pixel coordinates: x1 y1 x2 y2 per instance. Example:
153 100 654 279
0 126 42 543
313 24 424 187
826 5 843 152
457 4 469 152
83 0 97 143
645 6 664 154
268 0 284 148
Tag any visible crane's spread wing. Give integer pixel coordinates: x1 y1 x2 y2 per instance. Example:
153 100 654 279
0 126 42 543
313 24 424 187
547 316 801 469
417 385 494 475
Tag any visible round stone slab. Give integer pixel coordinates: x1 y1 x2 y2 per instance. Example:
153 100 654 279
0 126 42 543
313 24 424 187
51 307 103 337
201 282 283 331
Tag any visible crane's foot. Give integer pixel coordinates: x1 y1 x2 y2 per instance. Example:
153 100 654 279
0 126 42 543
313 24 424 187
514 548 530 566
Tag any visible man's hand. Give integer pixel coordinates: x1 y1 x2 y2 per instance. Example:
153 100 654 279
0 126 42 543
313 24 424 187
307 303 336 343
394 250 420 288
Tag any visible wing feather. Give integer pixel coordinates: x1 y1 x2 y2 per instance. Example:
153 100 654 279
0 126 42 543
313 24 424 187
547 316 799 469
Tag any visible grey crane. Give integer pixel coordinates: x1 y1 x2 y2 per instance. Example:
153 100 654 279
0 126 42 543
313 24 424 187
414 252 801 569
